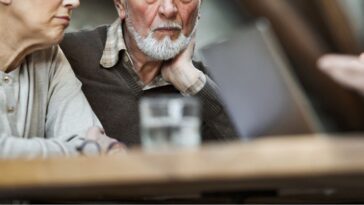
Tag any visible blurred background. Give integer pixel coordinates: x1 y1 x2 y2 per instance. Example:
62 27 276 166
68 0 364 134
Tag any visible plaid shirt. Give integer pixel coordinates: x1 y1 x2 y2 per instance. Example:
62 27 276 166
99 19 206 95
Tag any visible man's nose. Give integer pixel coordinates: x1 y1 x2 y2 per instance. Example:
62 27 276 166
159 0 178 19
63 0 80 9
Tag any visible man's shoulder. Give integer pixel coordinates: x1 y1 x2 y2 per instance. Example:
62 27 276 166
64 25 108 41
60 25 109 53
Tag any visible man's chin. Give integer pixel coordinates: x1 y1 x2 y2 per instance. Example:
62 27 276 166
143 41 189 61
146 53 177 61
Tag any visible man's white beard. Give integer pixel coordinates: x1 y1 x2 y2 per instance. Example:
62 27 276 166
125 13 198 61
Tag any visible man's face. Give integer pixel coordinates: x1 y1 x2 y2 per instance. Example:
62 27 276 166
120 0 201 60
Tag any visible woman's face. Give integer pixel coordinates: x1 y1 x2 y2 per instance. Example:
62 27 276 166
9 0 80 44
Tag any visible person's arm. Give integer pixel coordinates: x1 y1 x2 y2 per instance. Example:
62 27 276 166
318 54 364 95
0 47 121 159
162 40 239 141
0 127 121 160
46 47 124 155
0 132 88 160
193 74 239 141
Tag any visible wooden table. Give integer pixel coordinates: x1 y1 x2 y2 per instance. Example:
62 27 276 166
1 134 364 203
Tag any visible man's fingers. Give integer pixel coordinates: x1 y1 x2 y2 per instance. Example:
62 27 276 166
186 36 196 57
177 36 196 60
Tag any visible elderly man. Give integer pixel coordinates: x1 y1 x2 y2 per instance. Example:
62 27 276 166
60 0 238 145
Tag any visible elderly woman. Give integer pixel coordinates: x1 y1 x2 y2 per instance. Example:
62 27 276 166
0 0 122 159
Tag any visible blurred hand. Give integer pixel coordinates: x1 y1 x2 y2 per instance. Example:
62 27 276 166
85 127 126 155
107 141 127 156
161 37 203 93
318 54 364 95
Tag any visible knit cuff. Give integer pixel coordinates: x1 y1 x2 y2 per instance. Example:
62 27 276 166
194 75 224 118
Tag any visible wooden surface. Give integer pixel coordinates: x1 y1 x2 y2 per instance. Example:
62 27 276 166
1 135 364 202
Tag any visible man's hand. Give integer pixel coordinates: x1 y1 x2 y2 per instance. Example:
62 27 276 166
318 54 364 95
85 127 126 155
161 38 204 93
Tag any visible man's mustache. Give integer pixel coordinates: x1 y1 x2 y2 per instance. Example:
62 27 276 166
152 22 182 32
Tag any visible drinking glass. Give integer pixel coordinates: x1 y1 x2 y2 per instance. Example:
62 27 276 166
140 96 201 151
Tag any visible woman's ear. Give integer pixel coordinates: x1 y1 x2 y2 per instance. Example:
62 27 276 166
114 0 126 20
0 0 12 5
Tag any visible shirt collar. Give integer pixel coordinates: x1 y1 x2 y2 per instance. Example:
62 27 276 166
100 18 126 68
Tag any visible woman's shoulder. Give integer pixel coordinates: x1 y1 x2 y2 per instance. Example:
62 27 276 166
26 45 60 66
25 45 74 78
